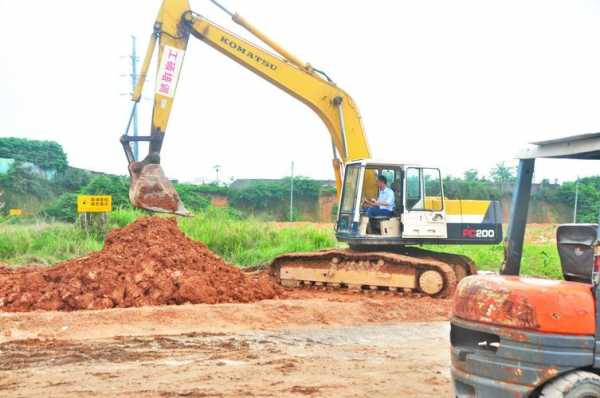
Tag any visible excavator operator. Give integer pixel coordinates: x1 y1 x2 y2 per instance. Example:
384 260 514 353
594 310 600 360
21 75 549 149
364 175 396 218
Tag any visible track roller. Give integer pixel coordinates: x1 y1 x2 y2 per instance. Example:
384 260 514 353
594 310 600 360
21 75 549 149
270 249 458 298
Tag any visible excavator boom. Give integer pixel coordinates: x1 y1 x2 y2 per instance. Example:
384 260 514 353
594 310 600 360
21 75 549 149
121 0 370 214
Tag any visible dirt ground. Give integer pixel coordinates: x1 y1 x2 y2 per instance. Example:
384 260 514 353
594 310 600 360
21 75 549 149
0 291 453 397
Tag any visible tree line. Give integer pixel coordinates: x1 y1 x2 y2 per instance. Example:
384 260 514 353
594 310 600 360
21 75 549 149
0 138 596 222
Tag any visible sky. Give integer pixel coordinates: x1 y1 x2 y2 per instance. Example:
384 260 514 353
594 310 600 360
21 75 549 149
2 0 600 184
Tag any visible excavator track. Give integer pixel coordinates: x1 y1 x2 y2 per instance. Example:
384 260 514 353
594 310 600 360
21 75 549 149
270 249 459 298
388 247 477 283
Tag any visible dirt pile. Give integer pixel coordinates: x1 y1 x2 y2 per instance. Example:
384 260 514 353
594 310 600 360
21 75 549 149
0 217 282 312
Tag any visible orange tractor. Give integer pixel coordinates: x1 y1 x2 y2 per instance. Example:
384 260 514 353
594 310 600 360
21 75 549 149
451 133 600 397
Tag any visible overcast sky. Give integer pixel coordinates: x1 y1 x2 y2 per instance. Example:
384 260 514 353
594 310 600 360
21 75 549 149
2 0 600 184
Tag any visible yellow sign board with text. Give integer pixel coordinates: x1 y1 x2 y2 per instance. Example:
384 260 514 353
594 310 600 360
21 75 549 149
8 208 22 216
77 195 112 213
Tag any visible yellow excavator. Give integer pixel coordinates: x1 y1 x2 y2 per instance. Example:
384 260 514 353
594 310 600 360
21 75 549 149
121 0 503 297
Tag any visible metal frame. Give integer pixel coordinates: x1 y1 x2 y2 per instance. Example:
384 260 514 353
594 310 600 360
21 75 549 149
501 133 600 276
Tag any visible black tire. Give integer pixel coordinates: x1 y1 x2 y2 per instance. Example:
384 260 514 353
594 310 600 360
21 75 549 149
540 370 600 398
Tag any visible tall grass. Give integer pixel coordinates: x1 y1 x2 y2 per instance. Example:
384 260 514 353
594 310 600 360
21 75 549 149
178 207 338 266
0 208 337 268
0 221 101 265
425 243 562 279
0 208 564 278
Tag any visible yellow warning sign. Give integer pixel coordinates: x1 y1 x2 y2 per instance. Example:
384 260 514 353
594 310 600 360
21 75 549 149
8 208 22 216
77 195 112 213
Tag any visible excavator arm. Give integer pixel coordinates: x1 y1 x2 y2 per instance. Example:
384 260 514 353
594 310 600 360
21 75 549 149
121 0 371 214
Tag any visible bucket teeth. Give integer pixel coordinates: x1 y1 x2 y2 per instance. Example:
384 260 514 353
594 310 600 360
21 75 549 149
129 163 190 216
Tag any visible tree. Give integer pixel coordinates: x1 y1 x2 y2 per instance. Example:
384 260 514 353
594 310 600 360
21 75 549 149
81 175 130 209
175 183 211 211
490 162 515 193
463 169 480 182
228 177 321 219
0 162 53 198
0 137 68 171
553 176 600 223
53 168 93 192
443 170 501 200
41 193 78 222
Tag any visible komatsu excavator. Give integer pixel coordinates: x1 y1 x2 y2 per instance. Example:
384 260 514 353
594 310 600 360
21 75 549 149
121 0 503 297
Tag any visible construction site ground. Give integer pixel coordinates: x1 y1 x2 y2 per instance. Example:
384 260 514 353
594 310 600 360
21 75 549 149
0 290 452 397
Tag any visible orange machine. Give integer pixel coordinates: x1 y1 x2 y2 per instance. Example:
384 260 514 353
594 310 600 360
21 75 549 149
451 133 600 397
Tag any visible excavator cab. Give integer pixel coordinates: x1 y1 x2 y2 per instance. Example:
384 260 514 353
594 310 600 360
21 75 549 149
335 160 503 249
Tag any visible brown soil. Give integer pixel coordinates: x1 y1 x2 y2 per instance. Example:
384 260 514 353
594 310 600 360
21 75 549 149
0 217 281 312
0 295 452 397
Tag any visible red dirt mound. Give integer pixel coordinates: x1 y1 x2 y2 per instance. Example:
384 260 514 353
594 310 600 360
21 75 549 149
0 217 282 312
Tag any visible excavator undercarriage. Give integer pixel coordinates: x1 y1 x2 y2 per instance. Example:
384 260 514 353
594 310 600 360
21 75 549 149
271 247 476 298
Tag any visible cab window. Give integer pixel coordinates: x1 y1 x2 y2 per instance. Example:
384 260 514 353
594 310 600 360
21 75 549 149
360 167 397 203
423 168 443 211
405 168 422 210
341 165 360 213
405 167 443 211
380 169 395 187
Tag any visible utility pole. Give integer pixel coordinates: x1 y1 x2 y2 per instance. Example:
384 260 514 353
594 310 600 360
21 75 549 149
129 35 140 161
290 161 295 222
573 176 579 223
214 165 222 184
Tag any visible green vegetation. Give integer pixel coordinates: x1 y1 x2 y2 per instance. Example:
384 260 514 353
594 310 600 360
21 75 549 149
175 183 212 211
0 208 337 268
0 207 565 278
81 175 130 208
179 207 336 266
0 162 59 212
0 137 68 172
0 138 589 279
535 176 600 223
425 243 562 279
38 175 130 222
0 221 102 266
41 193 78 222
229 177 323 220
39 175 224 222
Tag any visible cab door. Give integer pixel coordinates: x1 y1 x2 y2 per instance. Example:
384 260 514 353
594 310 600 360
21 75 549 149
401 167 447 239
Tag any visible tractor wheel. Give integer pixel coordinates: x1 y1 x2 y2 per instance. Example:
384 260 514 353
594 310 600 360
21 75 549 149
540 370 600 398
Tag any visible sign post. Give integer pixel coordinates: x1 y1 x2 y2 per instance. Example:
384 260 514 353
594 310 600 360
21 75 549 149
77 195 112 232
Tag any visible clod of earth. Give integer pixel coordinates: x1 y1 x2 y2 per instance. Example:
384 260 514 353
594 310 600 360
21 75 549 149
0 217 282 312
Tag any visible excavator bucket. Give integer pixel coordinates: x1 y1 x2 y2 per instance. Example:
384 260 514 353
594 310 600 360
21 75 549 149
129 162 190 216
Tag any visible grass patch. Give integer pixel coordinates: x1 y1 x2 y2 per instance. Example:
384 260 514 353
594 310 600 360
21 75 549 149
0 208 563 278
424 243 562 279
0 208 337 268
178 207 338 267
0 221 102 266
